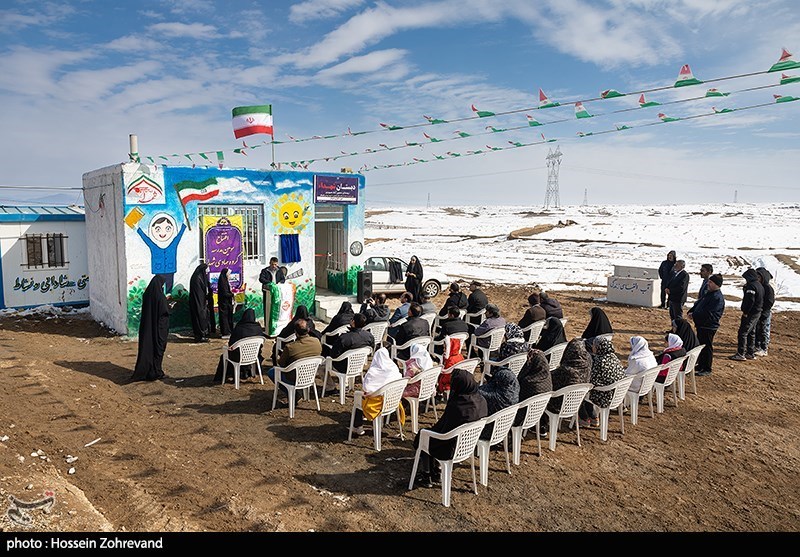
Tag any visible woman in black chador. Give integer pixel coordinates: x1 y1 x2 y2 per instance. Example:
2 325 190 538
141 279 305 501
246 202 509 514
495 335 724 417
131 275 171 382
405 255 424 302
217 268 235 338
189 263 211 342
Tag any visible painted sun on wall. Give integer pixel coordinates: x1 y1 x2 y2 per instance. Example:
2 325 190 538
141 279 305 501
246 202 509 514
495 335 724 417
271 192 311 233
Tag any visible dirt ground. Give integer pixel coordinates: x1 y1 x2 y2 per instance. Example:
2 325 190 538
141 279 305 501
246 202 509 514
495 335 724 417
1 283 799 533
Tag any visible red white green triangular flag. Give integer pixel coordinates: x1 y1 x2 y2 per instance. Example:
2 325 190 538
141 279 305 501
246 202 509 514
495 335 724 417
447 151 462 157
658 112 680 122
574 102 593 119
508 140 524 147
423 115 448 124
454 130 471 138
538 88 560 109
526 114 542 126
601 89 625 99
485 126 505 132
675 64 703 87
712 106 735 114
780 72 800 85
768 48 800 72
577 131 593 137
423 132 442 142
774 94 799 103
471 104 495 118
380 122 403 130
705 88 729 97
616 124 631 130
638 93 660 107
486 145 502 151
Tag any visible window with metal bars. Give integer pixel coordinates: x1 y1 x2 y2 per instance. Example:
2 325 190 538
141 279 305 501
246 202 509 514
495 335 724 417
23 233 68 268
197 204 264 263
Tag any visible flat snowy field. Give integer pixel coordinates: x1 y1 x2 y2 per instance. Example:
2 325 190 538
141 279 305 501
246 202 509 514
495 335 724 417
364 202 800 311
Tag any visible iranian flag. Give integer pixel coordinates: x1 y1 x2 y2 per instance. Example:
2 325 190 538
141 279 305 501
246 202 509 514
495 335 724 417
574 102 593 119
769 48 800 72
705 88 729 97
675 64 703 87
232 105 273 139
538 89 560 109
526 114 542 126
601 89 625 99
712 106 734 114
175 177 221 206
780 72 800 85
638 93 660 107
471 104 495 117
658 112 680 122
267 282 296 336
774 94 799 103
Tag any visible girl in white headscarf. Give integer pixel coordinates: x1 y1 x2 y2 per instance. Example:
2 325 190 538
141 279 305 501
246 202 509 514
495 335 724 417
654 333 686 383
351 348 405 435
403 343 434 398
625 336 659 392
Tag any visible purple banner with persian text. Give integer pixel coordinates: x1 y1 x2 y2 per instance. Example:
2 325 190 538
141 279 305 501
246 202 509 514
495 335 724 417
203 215 244 292
314 175 359 204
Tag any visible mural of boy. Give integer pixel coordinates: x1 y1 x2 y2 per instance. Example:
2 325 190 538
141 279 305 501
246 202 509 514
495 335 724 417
135 212 186 296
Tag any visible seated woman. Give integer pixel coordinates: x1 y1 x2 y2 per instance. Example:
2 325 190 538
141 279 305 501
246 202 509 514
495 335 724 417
548 338 591 416
213 308 267 384
671 317 699 352
625 336 658 392
412 367 488 488
535 316 567 353
581 306 613 350
496 322 530 361
583 336 626 427
321 301 355 356
477 366 519 439
403 343 435 399
515 348 552 430
437 332 466 397
654 333 687 384
350 347 405 436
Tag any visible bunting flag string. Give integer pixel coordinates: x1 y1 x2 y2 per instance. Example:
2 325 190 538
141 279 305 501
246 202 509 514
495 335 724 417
139 48 797 166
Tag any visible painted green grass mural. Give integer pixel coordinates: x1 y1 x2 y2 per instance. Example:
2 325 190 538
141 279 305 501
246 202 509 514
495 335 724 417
327 265 362 295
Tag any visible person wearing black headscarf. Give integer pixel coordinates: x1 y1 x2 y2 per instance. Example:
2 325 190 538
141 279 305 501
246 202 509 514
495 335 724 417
189 263 211 342
217 268 234 338
272 304 321 364
405 255 424 302
535 316 567 352
206 276 217 338
477 366 519 439
672 317 699 352
214 308 267 383
548 338 591 414
131 275 170 382
515 348 552 429
582 306 613 350
659 250 677 309
321 301 356 357
412 367 488 487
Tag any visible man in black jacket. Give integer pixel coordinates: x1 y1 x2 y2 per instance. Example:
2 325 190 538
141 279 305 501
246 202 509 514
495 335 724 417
438 282 468 317
688 274 725 376
327 313 374 383
658 250 677 309
730 268 764 361
389 303 430 360
259 257 286 324
666 259 690 322
433 305 470 356
755 268 775 357
359 293 390 324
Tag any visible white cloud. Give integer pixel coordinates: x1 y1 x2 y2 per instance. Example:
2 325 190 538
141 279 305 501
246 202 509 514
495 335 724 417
165 0 215 15
0 3 76 31
56 61 163 103
0 47 94 96
315 49 408 79
105 35 165 52
150 22 219 39
289 0 367 23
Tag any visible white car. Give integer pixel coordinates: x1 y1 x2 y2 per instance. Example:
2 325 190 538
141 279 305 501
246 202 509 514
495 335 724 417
363 255 451 298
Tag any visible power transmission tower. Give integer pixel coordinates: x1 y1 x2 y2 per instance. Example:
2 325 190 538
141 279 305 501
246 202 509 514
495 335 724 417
427 192 431 209
734 189 738 203
544 147 562 210
581 188 588 206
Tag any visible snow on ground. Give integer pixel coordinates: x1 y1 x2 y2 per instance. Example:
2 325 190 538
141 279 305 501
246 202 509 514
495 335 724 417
364 202 800 312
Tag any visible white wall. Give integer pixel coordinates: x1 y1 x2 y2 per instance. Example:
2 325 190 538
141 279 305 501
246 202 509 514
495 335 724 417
83 164 129 334
0 220 89 308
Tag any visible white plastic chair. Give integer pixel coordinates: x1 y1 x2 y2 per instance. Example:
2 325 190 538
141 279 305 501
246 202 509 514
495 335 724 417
321 324 351 352
408 418 487 507
624 366 660 425
390 336 432 367
653 356 686 413
475 405 518 487
468 328 505 371
270 355 325 419
482 352 528 385
560 318 568 328
221 337 265 390
544 383 594 451
420 312 437 335
440 358 481 401
321 347 371 405
463 308 486 328
403 366 442 434
677 344 705 400
273 333 295 364
363 321 389 354
520 319 546 344
543 342 568 371
430 332 468 364
586 375 635 442
510 392 551 464
595 333 614 342
348 377 409 451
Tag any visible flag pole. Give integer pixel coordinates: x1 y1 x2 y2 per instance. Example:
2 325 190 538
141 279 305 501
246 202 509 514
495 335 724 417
172 183 192 231
271 138 275 169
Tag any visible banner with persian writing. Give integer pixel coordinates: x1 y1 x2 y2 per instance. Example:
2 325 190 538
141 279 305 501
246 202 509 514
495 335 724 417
203 215 244 292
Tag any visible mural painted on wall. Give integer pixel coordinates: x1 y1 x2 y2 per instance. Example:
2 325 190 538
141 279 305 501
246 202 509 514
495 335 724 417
125 173 165 205
327 265 361 296
13 274 89 293
126 210 187 296
202 215 244 292
121 164 327 335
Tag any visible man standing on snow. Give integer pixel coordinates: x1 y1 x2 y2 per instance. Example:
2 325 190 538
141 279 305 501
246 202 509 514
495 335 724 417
730 268 764 361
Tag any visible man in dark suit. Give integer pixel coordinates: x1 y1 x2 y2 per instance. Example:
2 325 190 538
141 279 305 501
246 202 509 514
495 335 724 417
434 305 470 356
666 259 690 322
259 257 286 325
389 303 430 360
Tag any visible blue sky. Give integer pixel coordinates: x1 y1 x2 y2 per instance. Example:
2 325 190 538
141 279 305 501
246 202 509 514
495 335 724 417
1 0 798 207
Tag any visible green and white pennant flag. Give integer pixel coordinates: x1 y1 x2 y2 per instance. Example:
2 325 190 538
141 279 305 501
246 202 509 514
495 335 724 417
526 114 542 126
675 64 703 87
471 104 495 117
658 112 680 122
601 89 625 99
774 94 799 103
574 102 593 119
769 48 800 72
638 93 660 107
705 88 729 97
712 106 735 114
538 88 560 109
780 72 800 85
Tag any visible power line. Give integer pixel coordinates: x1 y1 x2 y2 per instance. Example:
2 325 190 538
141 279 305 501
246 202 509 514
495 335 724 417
367 165 547 187
0 184 82 190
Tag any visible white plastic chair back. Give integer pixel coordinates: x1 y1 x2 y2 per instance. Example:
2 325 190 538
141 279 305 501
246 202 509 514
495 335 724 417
678 344 705 399
476 404 518 486
589 375 635 442
448 358 480 374
408 418 487 507
363 321 389 352
390 335 432 362
464 308 486 326
625 366 660 425
483 352 528 385
511 392 551 464
543 342 568 371
348 377 409 451
653 356 685 413
420 312 437 335
403 366 442 434
221 336 265 389
431 332 469 363
274 333 296 359
270 355 325 419
322 347 371 405
545 383 594 451
469 327 505 366
520 319 546 343
322 324 351 350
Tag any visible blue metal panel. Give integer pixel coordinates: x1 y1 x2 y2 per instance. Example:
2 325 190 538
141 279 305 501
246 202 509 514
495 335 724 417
0 205 85 222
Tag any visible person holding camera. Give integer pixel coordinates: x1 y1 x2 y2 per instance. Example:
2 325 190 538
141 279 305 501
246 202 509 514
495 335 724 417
360 293 390 324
